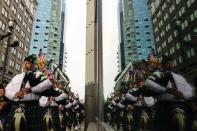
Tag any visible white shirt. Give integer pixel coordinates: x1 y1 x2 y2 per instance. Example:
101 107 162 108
39 93 68 107
5 72 52 101
39 96 58 107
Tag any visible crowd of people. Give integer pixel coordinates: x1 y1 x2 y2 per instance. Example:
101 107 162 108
104 52 197 131
0 50 84 131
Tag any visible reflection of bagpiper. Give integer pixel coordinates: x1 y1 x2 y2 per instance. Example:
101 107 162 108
144 55 194 131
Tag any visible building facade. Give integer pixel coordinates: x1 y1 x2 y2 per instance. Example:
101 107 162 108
118 0 155 70
148 0 197 82
47 0 61 64
59 0 66 71
85 0 104 129
0 0 37 84
29 0 52 56
117 0 125 72
133 0 155 60
30 0 62 65
122 0 138 66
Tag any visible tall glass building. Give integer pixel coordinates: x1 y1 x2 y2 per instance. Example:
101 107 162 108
117 0 125 72
29 0 52 56
59 0 66 71
118 0 155 68
29 0 62 65
133 0 155 60
122 0 137 66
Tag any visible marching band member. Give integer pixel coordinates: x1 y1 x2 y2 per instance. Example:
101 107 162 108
144 55 194 131
5 55 53 131
0 84 9 130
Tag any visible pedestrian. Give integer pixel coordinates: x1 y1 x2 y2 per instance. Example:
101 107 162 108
0 84 10 130
5 55 53 131
144 55 194 131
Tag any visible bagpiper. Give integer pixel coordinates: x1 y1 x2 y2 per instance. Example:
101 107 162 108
144 55 194 131
5 55 53 131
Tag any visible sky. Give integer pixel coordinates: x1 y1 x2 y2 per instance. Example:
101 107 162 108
65 0 119 100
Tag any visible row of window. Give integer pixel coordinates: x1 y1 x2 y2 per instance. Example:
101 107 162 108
13 36 29 52
1 56 21 72
1 7 8 18
11 47 28 60
0 20 6 31
157 42 180 54
155 10 197 42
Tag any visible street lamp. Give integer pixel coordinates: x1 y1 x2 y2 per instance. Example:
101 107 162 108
0 20 18 84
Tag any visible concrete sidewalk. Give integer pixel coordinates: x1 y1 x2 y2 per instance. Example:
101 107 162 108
87 122 98 131
87 122 115 131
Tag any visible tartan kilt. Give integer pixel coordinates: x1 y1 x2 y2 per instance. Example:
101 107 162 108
151 101 186 131
133 106 152 131
7 102 45 131
42 106 60 131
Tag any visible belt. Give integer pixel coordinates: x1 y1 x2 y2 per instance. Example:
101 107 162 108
11 100 39 107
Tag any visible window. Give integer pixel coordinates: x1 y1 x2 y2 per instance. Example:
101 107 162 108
144 18 148 21
0 20 6 31
24 10 28 18
191 48 195 56
24 46 28 52
1 55 5 62
16 25 20 32
11 5 17 14
176 0 181 4
174 59 177 66
26 37 30 43
176 43 180 50
194 10 197 18
5 0 10 5
17 52 22 60
162 41 167 48
21 31 25 38
170 47 175 55
14 35 19 41
19 41 24 49
23 21 27 28
16 64 20 71
184 34 191 42
17 14 22 21
179 56 183 63
1 7 8 18
179 7 185 17
174 31 178 37
9 60 15 68
19 3 24 11
11 48 17 55
187 0 195 7
28 18 33 25
27 27 30 33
